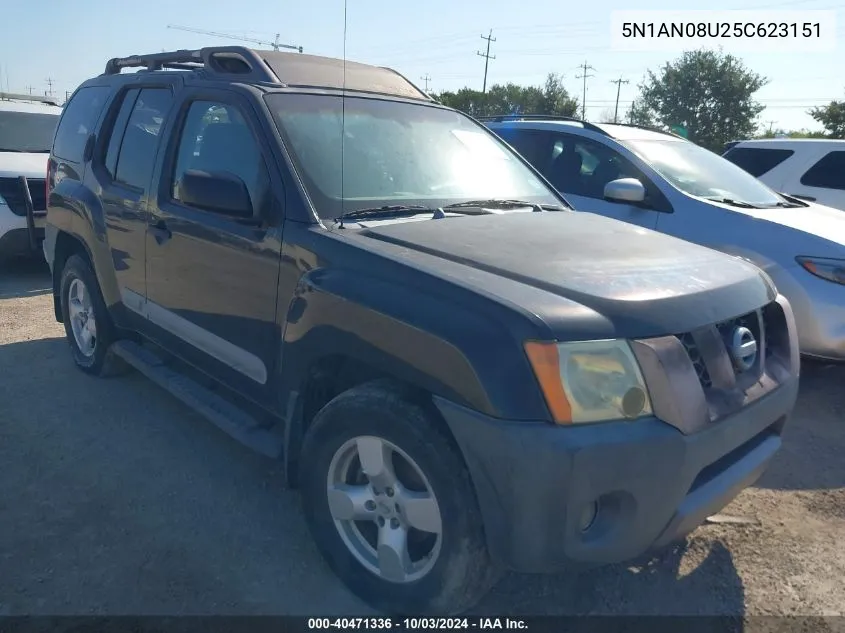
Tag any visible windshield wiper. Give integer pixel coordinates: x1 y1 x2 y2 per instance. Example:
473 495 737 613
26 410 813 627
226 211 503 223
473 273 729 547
334 205 436 227
703 197 759 209
443 199 565 212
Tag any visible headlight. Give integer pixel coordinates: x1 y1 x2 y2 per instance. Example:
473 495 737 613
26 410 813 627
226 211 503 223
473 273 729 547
796 256 845 286
524 339 652 425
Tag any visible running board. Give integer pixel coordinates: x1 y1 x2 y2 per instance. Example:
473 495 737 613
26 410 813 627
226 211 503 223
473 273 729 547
112 340 284 459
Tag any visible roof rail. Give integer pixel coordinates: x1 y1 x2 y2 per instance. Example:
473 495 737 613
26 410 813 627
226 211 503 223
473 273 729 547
604 121 686 140
103 47 280 84
0 92 62 107
476 113 610 136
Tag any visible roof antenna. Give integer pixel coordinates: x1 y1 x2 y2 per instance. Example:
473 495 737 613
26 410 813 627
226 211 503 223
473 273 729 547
340 0 347 224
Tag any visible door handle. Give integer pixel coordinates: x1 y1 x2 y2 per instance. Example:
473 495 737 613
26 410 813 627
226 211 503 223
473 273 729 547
790 194 816 201
149 219 172 245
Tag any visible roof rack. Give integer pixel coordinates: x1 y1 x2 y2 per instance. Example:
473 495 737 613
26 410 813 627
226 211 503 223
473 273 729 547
103 47 280 84
476 114 610 136
0 92 62 107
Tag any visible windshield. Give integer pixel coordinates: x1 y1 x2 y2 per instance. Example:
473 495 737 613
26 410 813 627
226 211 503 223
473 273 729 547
624 138 783 207
0 111 60 153
265 93 559 219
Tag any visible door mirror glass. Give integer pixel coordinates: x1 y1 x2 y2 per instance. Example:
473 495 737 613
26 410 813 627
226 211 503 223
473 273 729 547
176 169 253 218
604 177 646 204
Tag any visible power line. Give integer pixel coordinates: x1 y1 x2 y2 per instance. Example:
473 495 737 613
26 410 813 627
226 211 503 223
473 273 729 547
421 74 432 91
575 60 595 120
45 77 54 97
610 77 630 123
477 29 496 93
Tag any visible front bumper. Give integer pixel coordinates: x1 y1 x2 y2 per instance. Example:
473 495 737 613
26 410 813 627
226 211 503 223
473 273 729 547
435 377 796 573
435 294 800 574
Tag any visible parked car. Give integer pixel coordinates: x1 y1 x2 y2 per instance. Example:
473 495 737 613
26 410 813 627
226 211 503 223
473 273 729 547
486 115 845 361
0 93 63 259
723 138 845 211
44 48 799 615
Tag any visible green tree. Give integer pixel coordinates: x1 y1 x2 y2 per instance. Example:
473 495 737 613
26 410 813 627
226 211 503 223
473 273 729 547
809 97 845 138
435 73 577 118
625 97 656 127
633 50 767 151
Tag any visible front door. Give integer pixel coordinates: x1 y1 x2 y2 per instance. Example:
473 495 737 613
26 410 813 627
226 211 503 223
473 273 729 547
143 89 284 404
501 128 665 229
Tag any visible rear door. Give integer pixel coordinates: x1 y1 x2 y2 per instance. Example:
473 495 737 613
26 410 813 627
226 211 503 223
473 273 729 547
87 83 176 326
722 145 795 192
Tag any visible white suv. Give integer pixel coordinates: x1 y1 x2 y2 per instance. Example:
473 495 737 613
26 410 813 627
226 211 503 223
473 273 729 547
723 139 845 211
0 94 63 259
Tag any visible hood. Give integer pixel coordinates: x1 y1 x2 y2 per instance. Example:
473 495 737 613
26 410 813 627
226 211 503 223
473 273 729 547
0 152 48 179
353 211 774 339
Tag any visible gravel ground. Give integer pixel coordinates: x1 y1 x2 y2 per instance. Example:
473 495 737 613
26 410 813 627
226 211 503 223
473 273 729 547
1 258 843 617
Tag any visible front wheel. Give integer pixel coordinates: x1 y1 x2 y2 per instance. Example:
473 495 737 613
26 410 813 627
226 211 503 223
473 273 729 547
59 254 126 377
299 381 499 615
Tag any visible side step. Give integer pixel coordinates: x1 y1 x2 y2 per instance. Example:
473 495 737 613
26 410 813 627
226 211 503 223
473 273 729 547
112 340 284 459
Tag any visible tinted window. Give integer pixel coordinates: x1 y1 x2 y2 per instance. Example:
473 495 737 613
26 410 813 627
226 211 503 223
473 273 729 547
0 111 60 153
800 151 845 190
104 89 140 179
266 93 558 219
172 100 269 212
723 147 794 177
114 88 172 190
52 86 110 161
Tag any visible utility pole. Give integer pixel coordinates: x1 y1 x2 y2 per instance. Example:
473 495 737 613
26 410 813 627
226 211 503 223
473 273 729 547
477 29 496 94
575 61 595 120
26 85 34 95
421 74 432 92
610 77 630 123
45 77 55 97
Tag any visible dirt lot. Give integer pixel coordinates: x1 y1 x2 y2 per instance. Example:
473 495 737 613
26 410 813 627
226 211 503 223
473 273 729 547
1 258 844 617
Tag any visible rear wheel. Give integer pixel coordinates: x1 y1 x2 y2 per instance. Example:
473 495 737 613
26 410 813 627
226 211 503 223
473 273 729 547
59 254 126 377
299 381 499 615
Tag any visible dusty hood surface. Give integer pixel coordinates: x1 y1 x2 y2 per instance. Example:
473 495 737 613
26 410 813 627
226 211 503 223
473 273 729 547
354 211 774 337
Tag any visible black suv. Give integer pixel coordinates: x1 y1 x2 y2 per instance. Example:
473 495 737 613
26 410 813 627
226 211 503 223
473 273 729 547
44 46 800 615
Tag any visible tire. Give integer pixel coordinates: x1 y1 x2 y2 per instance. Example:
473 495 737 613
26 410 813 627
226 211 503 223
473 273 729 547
299 380 500 615
59 254 126 377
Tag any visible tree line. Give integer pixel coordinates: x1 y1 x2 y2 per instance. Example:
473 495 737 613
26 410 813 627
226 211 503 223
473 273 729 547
434 49 844 152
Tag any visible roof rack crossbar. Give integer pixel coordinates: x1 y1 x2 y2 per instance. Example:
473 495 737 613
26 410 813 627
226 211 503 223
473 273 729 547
476 113 609 136
103 47 280 84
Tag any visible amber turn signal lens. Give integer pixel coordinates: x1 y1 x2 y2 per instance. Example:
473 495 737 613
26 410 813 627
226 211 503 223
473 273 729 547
524 341 573 424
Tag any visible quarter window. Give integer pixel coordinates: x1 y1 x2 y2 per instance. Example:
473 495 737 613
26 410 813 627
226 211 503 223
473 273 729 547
52 86 110 162
800 151 845 190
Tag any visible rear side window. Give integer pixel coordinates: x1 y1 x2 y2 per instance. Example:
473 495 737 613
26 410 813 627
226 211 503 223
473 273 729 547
723 147 794 177
52 86 110 162
113 88 173 191
104 89 141 178
800 151 845 190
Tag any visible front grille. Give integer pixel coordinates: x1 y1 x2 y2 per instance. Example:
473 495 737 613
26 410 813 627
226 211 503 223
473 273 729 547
679 332 712 388
0 177 46 217
677 303 785 394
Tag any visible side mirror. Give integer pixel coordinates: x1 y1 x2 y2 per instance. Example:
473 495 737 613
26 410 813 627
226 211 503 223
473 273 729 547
176 169 253 218
604 178 646 204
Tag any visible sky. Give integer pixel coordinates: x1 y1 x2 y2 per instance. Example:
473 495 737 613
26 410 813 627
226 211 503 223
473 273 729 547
1 0 842 132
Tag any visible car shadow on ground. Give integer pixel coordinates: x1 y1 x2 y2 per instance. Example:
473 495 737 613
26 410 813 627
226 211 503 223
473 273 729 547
477 539 744 617
0 256 52 299
754 359 845 492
